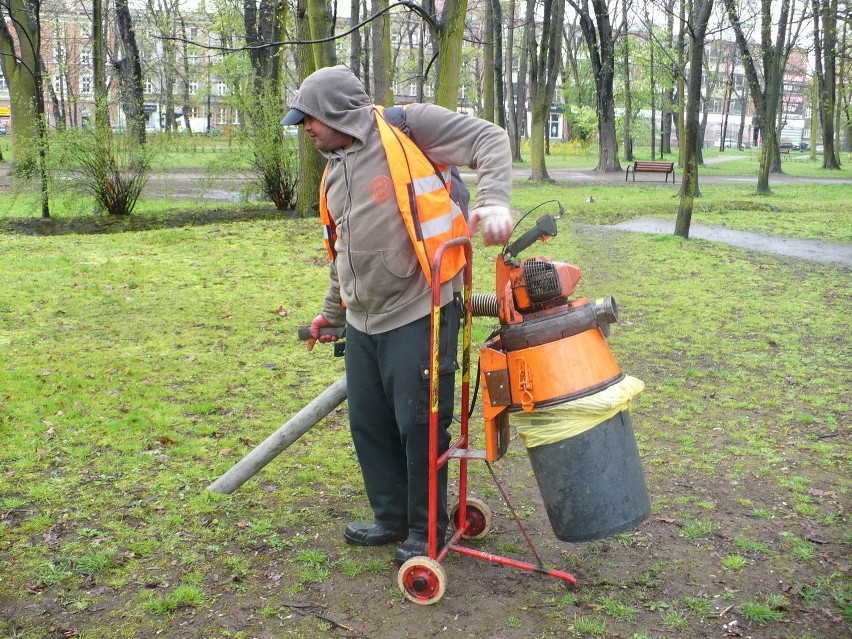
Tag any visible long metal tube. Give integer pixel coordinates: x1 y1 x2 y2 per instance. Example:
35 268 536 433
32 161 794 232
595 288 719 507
206 374 348 494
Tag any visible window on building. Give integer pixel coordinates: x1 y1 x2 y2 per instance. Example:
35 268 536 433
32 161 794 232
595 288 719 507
145 78 154 94
80 75 92 94
54 76 65 93
189 81 198 94
549 113 560 139
81 48 91 67
216 81 227 96
1 74 10 92
218 109 227 125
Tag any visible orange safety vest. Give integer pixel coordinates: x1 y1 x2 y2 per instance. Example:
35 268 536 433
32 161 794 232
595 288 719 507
318 105 469 285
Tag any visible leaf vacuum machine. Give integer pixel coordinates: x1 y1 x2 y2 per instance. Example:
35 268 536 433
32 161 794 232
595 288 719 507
397 204 650 604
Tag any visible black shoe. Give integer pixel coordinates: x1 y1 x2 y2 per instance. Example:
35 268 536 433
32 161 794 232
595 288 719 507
344 523 408 547
394 533 446 565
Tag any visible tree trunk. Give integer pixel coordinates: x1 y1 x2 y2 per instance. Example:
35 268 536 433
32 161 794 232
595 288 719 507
371 0 393 105
737 81 749 149
570 0 622 172
724 0 796 188
529 0 564 182
306 0 337 70
491 0 506 129
813 0 841 168
483 0 494 121
0 0 41 174
755 0 791 192
115 0 147 143
435 0 468 109
650 38 656 158
661 0 675 154
676 0 685 165
350 0 361 77
93 0 108 132
47 76 65 131
675 0 714 238
294 0 328 216
621 0 633 161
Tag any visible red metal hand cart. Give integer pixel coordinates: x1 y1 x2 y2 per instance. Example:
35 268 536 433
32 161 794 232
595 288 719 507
396 237 577 605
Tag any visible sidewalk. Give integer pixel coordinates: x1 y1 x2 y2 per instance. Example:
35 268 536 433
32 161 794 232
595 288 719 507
587 216 852 267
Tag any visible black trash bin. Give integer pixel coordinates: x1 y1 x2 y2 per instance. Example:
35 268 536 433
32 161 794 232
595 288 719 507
525 410 650 542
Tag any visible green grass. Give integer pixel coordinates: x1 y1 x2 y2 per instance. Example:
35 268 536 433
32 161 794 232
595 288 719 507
0 178 849 637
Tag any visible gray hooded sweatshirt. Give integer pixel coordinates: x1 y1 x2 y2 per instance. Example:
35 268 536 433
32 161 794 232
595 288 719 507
289 65 512 334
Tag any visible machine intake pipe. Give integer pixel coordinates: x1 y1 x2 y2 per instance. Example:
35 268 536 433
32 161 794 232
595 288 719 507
471 293 500 318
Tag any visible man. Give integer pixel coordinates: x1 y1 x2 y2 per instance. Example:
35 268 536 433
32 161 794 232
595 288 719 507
284 65 513 564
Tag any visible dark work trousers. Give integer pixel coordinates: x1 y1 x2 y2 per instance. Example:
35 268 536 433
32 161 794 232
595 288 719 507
344 297 461 539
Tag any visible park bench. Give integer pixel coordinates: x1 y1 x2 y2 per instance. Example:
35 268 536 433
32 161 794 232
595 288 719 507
625 161 676 183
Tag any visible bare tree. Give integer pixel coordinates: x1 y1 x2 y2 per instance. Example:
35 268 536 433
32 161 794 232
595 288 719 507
567 0 622 172
723 0 802 191
813 0 842 168
529 0 565 181
115 0 146 143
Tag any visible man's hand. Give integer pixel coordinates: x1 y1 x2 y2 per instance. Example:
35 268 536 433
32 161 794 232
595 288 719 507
307 314 341 351
469 205 514 246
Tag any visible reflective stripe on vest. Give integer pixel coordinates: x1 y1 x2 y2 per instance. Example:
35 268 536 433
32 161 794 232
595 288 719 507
318 107 468 286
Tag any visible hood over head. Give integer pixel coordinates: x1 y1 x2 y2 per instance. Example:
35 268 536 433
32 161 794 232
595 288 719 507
285 65 373 146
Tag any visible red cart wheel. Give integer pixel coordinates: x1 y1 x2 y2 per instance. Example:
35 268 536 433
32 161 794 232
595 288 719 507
397 557 447 605
450 497 493 540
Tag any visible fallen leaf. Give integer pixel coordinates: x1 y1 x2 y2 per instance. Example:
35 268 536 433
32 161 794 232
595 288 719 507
159 436 177 446
268 306 290 317
654 516 677 524
809 488 837 499
237 519 250 529
24 582 48 594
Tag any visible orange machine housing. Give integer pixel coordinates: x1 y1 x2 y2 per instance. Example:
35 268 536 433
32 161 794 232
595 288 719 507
479 250 624 461
480 319 623 461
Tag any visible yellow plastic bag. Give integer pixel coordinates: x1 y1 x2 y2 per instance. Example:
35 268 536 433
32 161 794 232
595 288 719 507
514 375 645 448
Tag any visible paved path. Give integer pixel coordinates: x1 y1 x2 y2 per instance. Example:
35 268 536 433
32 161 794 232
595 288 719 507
588 216 852 267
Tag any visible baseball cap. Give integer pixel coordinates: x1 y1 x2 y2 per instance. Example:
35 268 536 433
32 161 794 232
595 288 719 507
280 108 306 126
